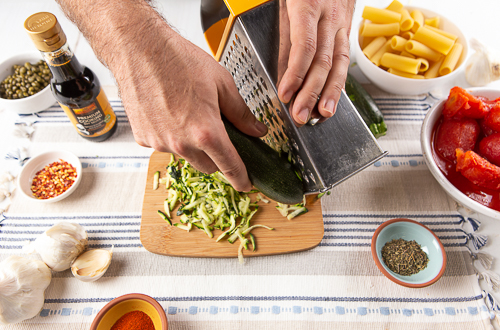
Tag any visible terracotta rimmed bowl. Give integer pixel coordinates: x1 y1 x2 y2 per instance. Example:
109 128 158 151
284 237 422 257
17 150 82 203
371 218 446 288
354 6 468 95
90 293 168 330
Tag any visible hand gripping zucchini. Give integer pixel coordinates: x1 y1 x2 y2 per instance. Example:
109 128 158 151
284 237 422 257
345 73 387 138
222 116 304 204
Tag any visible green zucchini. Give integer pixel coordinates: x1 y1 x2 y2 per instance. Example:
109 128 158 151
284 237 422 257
345 73 387 138
222 116 304 204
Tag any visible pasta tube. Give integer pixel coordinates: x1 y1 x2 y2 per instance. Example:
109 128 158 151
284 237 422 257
439 43 463 75
380 53 421 74
413 26 455 55
386 0 404 13
399 51 416 58
418 58 430 72
388 68 425 79
424 58 444 79
424 25 458 41
405 40 443 62
363 37 387 59
410 10 424 33
361 22 400 37
425 17 440 28
370 40 393 66
399 9 414 32
400 31 414 40
390 36 408 52
362 6 401 23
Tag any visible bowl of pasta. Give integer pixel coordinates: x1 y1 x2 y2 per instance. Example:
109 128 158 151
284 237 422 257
353 1 468 95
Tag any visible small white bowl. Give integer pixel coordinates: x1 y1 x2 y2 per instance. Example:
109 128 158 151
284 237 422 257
354 7 468 95
421 87 500 222
17 150 82 203
0 52 56 114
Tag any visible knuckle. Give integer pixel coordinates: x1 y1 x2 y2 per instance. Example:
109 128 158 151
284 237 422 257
315 53 333 71
192 129 217 149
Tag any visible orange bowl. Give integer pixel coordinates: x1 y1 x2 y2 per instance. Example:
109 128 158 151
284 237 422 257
90 293 168 330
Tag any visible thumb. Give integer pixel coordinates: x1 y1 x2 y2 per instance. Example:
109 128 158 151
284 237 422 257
218 76 268 137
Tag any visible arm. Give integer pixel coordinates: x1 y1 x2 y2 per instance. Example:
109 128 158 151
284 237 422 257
55 0 268 191
278 0 356 126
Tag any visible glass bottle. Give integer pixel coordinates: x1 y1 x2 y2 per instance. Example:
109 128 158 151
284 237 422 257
24 12 117 142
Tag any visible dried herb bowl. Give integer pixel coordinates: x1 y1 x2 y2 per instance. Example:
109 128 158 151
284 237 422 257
90 293 168 330
371 218 446 288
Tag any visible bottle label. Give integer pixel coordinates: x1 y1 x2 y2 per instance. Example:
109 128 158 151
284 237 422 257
60 89 116 137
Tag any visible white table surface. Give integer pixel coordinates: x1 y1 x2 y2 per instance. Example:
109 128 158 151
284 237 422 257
1 0 500 328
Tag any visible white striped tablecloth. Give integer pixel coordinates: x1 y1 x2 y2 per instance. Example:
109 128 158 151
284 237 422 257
0 87 495 329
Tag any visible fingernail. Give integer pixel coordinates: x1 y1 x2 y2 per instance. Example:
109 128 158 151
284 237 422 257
255 120 268 135
325 100 336 115
298 108 309 124
283 90 293 103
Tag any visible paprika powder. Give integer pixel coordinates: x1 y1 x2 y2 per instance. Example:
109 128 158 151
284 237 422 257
110 310 155 330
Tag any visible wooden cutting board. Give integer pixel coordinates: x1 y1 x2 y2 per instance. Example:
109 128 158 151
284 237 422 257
140 151 324 258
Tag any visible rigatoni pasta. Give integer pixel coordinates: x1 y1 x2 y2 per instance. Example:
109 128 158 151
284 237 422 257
358 1 464 80
361 22 400 37
362 6 401 24
362 37 387 59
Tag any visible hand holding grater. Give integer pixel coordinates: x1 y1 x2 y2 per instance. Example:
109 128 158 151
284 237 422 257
201 0 387 195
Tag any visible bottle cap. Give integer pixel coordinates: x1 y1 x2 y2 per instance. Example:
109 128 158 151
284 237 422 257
24 12 67 52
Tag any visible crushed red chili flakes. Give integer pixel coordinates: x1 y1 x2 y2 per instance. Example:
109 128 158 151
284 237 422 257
31 159 77 199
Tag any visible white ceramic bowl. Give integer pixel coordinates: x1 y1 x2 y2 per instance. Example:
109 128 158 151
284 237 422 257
354 7 468 95
421 87 500 223
0 52 56 114
17 150 82 203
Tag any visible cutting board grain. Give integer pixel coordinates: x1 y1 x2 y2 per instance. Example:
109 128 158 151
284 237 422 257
140 151 324 258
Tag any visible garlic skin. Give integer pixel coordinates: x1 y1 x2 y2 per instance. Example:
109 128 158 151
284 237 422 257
0 256 52 325
33 222 88 272
71 248 113 282
465 38 500 87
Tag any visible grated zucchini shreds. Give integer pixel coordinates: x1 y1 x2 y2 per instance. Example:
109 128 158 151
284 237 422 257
158 156 305 263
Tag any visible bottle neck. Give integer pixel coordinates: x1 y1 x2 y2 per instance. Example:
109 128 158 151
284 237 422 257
40 42 84 81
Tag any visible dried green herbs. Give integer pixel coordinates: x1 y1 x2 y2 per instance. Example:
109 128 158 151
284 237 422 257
381 238 429 276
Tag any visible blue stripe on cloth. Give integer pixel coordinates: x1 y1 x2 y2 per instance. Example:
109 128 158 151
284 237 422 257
0 229 140 234
44 294 483 304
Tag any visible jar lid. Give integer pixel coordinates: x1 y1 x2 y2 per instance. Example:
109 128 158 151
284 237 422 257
24 12 67 52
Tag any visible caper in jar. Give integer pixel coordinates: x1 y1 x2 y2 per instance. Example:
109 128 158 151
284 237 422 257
0 60 51 99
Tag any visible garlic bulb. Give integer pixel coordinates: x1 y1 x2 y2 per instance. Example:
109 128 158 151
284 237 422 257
33 222 88 271
465 38 500 87
71 248 113 282
0 256 52 325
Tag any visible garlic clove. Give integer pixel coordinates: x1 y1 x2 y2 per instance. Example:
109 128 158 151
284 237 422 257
465 38 500 87
71 248 113 282
0 256 52 325
33 222 88 272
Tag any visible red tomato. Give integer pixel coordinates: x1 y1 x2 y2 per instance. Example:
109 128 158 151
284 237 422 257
479 133 500 167
442 86 488 119
482 102 500 133
435 118 480 161
456 149 500 190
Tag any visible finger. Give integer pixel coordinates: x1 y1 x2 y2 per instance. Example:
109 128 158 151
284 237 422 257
289 17 335 125
318 27 350 117
277 2 319 106
200 125 253 192
218 73 268 138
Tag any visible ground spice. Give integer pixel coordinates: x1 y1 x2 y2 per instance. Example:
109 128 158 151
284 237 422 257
110 310 155 330
381 238 429 276
30 159 77 199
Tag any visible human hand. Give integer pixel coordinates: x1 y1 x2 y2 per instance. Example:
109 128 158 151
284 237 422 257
277 0 355 126
112 31 268 191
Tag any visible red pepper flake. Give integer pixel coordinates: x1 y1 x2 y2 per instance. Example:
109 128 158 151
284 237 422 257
31 159 77 199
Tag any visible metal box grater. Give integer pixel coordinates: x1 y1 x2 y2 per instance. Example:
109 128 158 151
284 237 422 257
202 0 387 194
